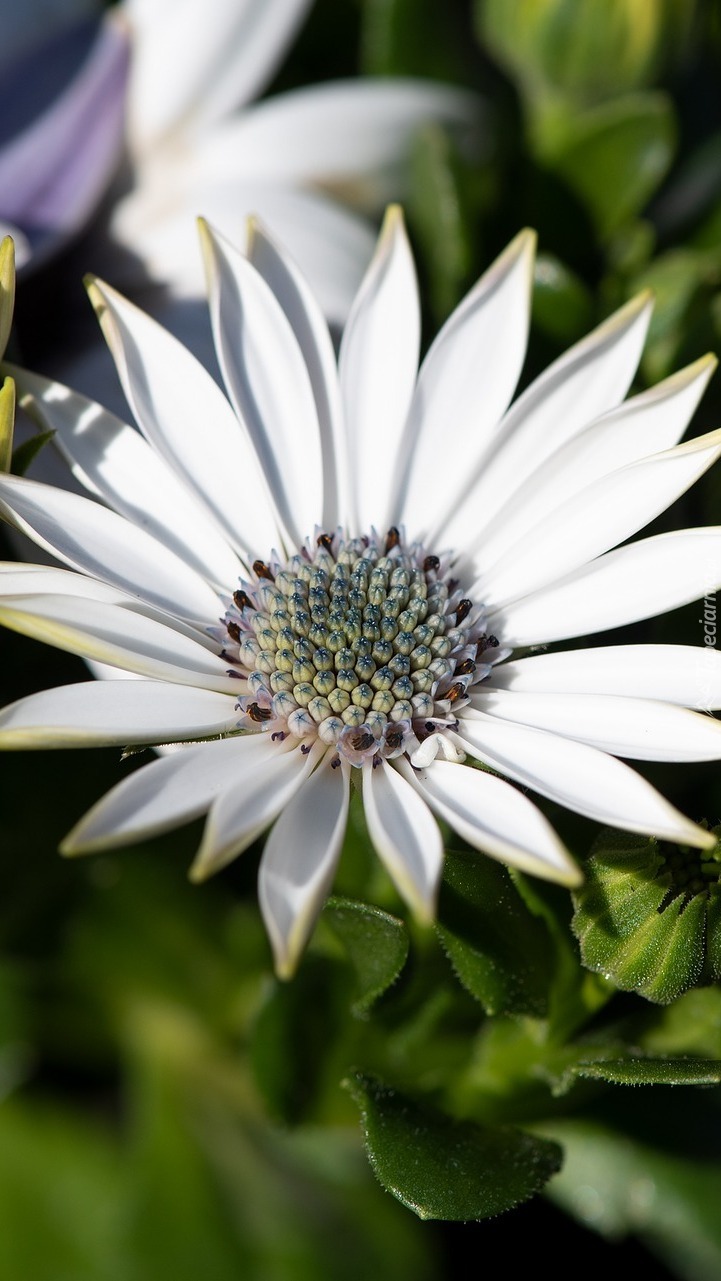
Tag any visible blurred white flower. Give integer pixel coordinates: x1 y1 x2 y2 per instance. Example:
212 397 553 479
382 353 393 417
112 0 476 324
5 211 721 976
14 0 477 414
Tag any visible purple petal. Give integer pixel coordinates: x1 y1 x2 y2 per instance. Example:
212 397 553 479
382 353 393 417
0 15 130 268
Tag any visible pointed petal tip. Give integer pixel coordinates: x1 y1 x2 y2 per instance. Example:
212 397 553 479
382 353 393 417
403 874 440 925
504 226 537 267
378 203 409 249
557 860 584 889
383 203 405 227
476 227 536 300
515 226 538 254
196 215 216 263
245 214 272 259
413 898 437 928
625 286 655 317
58 832 89 858
84 275 107 318
187 854 212 884
271 935 304 982
575 287 655 353
696 351 718 376
690 825 719 851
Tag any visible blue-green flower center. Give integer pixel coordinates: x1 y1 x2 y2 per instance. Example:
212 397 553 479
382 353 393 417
223 529 497 766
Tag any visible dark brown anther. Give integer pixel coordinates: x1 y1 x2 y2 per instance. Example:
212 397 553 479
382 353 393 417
247 702 273 722
253 559 275 581
446 682 466 704
226 621 241 643
455 658 475 676
316 532 335 553
350 729 375 752
384 726 404 751
488 635 499 648
385 526 401 553
423 555 440 573
233 589 254 611
455 598 473 624
474 635 487 658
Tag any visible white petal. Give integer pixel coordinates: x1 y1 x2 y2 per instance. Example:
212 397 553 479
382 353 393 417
469 689 721 761
362 758 443 920
259 753 349 978
87 277 282 558
127 0 312 151
0 562 219 649
397 756 579 885
0 593 241 692
199 219 322 548
466 354 716 570
0 562 136 602
197 78 477 198
189 739 322 880
13 366 244 589
247 220 348 528
339 206 420 533
454 715 714 849
489 644 721 709
438 292 653 551
395 230 535 538
493 528 721 646
0 471 223 622
0 680 241 748
477 427 721 607
61 733 266 853
112 180 376 327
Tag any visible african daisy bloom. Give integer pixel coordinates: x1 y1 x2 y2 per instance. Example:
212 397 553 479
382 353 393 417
3 208 721 978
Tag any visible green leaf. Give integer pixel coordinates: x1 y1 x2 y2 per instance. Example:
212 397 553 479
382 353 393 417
629 247 721 381
510 872 615 1040
544 94 677 237
639 988 721 1059
0 238 15 360
10 428 55 477
572 1056 721 1087
436 849 554 1016
572 828 721 1004
408 125 474 322
544 1117 721 1278
656 131 721 241
345 1072 563 1221
0 377 14 473
361 0 463 80
0 1100 124 1280
477 0 695 111
532 253 593 341
322 896 409 1015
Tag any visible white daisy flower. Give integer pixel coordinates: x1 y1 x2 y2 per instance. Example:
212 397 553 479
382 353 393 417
3 208 721 977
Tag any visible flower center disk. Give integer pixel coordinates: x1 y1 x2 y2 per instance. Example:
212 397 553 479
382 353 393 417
222 529 495 767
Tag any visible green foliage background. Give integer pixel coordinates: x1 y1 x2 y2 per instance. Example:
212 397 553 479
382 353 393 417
4 1 721 1277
